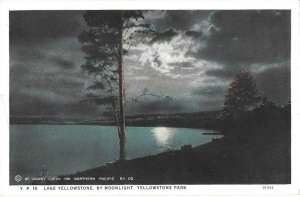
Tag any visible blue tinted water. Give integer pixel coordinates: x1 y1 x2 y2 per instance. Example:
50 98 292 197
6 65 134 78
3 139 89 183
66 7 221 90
10 125 222 177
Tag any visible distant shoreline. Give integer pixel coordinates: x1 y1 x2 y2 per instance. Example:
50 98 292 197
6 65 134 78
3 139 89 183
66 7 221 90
10 110 222 130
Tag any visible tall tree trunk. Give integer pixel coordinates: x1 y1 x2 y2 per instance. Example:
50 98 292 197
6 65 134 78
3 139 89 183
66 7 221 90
110 88 121 139
118 14 126 161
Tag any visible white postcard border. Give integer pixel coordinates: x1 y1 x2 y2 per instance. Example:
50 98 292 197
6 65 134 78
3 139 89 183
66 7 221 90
0 0 299 196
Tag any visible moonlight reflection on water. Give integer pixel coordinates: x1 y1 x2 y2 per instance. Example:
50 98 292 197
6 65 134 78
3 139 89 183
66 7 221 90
151 127 176 148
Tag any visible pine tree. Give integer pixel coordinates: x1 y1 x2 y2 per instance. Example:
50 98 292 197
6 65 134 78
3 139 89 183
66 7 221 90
79 11 154 161
223 69 259 118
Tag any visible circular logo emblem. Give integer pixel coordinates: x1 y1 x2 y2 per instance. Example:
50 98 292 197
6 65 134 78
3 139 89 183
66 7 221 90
15 175 22 182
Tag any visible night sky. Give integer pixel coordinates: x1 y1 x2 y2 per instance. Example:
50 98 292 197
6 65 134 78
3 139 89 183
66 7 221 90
9 10 291 118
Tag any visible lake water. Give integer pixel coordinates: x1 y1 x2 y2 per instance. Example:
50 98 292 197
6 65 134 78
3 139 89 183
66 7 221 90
10 125 222 178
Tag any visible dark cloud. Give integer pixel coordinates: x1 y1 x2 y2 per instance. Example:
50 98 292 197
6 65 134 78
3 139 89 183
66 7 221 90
153 55 162 67
9 11 89 119
10 46 46 62
10 63 30 79
191 83 227 97
254 64 290 105
50 55 76 69
147 10 211 31
10 11 85 46
197 10 290 78
169 62 195 69
10 93 103 118
205 68 237 79
150 28 178 44
185 30 203 39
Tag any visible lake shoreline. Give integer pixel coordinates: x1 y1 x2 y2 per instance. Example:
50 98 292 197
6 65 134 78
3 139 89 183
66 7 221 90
10 110 222 130
31 125 290 185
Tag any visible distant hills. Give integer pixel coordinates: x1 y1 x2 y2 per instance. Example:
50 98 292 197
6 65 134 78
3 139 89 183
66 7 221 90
10 110 221 129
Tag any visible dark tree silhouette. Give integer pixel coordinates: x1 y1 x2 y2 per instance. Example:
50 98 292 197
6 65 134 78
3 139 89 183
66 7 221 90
79 11 154 161
260 96 276 108
222 69 260 118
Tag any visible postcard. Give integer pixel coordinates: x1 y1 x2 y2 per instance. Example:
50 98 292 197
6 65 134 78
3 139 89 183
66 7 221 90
0 0 299 196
